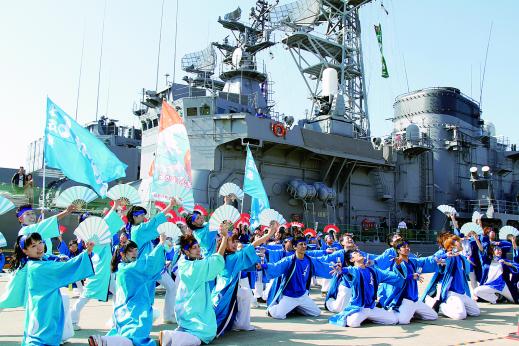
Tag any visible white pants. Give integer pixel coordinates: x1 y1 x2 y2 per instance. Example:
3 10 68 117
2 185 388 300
232 285 254 331
71 296 90 324
469 271 479 297
397 298 438 324
61 294 74 341
439 291 480 320
73 280 84 296
253 272 264 299
325 285 352 312
346 307 397 328
474 284 514 304
161 330 201 346
268 293 321 319
320 278 331 293
99 335 133 346
158 272 177 322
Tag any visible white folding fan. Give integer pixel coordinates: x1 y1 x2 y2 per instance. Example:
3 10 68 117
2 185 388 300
259 208 286 227
169 185 195 212
157 223 183 244
460 222 483 236
499 225 519 240
74 216 112 245
0 232 7 247
219 182 244 200
472 211 483 223
107 184 141 206
55 186 98 209
0 195 15 215
209 205 240 231
437 205 457 217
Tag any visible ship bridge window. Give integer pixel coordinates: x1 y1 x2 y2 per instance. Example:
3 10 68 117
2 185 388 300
146 119 152 129
200 104 211 115
186 107 198 116
153 118 158 127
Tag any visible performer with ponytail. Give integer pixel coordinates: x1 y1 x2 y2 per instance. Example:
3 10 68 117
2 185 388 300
128 198 177 323
159 223 228 346
11 232 95 345
89 233 169 346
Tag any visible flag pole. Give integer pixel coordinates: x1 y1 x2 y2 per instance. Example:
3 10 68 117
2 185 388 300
41 151 46 220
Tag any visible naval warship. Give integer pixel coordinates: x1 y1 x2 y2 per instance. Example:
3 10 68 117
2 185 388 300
131 0 519 239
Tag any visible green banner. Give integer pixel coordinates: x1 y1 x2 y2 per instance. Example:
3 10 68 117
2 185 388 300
374 24 389 78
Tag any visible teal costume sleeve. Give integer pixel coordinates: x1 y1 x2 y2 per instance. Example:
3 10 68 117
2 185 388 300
131 213 167 258
104 210 125 236
193 223 217 256
0 266 28 308
23 252 94 345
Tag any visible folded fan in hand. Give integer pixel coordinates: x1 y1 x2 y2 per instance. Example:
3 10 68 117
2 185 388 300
259 208 286 227
219 182 244 200
437 205 457 216
460 222 483 236
499 225 519 240
209 205 240 231
0 196 15 215
157 223 183 245
107 184 141 206
55 186 98 209
74 216 112 245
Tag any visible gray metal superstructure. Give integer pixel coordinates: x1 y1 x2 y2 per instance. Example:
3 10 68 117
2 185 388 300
134 1 519 234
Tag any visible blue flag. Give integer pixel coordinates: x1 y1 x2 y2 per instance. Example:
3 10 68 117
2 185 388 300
44 98 127 196
243 146 269 227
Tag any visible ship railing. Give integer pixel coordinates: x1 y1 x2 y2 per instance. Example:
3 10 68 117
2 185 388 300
327 224 436 243
455 199 519 215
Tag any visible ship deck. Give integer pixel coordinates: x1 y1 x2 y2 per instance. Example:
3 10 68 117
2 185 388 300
0 273 517 345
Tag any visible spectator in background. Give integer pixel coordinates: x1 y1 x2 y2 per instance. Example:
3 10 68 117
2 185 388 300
24 174 34 204
397 218 407 231
11 166 26 192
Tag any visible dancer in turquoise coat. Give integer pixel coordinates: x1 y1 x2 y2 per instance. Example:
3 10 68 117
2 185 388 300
88 233 169 346
160 224 228 346
10 232 95 345
71 200 126 329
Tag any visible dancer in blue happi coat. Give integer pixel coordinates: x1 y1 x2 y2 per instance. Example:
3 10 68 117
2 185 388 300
160 225 228 346
262 236 335 319
381 239 440 324
12 232 95 345
328 249 403 327
88 233 169 346
213 222 276 337
325 233 374 313
421 235 480 320
473 244 519 304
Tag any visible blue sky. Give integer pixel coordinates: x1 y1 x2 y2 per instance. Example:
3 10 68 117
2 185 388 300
0 0 517 169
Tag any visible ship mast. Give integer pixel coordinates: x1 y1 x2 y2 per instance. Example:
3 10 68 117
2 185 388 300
269 0 372 138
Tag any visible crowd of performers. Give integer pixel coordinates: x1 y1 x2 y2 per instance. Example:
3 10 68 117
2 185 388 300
1 198 518 346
